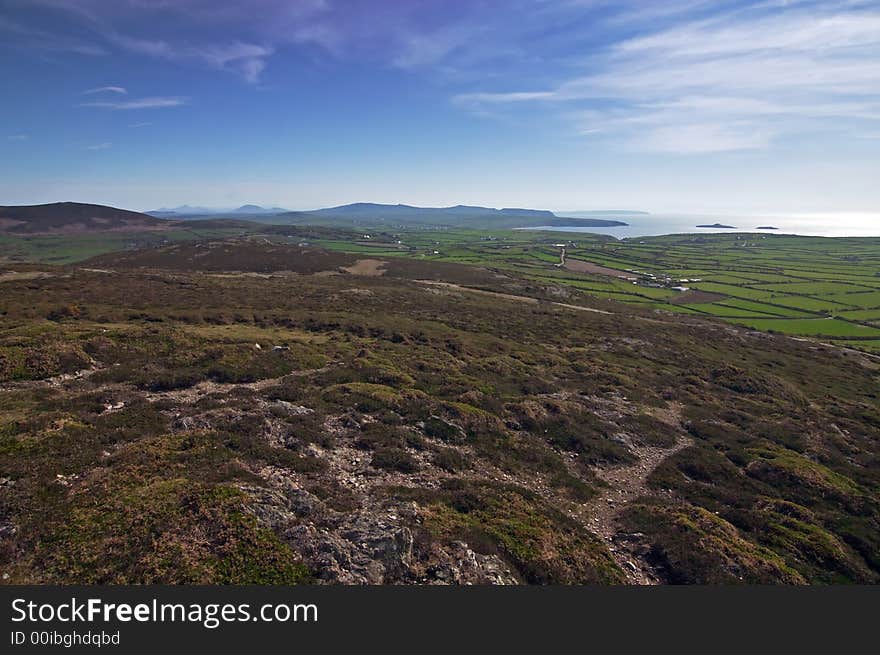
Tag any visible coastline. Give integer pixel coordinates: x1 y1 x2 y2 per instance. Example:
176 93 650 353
517 213 880 239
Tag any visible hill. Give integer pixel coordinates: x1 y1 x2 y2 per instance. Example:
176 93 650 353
145 202 630 228
274 203 628 229
147 204 289 218
0 202 168 234
147 205 217 217
0 239 877 585
233 204 288 215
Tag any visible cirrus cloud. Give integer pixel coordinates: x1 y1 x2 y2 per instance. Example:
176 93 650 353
454 1 880 153
82 85 127 95
9 0 880 154
78 96 187 110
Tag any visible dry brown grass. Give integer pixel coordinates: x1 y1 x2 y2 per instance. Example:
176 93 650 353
341 259 387 276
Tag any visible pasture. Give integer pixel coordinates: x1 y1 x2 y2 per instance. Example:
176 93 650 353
314 229 880 352
4 225 880 353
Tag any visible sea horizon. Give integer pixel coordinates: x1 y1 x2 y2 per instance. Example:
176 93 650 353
524 212 880 239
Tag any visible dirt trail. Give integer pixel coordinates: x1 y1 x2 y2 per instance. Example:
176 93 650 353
341 259 387 277
578 405 693 585
0 366 103 392
142 362 342 404
416 280 612 315
0 271 55 283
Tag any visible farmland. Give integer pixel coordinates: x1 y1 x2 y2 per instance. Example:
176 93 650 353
308 230 880 353
3 226 880 354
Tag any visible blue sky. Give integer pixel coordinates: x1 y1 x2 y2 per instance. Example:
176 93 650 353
1 0 878 213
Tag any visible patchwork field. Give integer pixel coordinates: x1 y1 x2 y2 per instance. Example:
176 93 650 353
307 230 880 352
6 227 879 352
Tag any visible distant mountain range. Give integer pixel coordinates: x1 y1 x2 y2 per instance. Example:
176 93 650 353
0 201 633 235
148 204 288 217
306 203 555 219
149 202 632 229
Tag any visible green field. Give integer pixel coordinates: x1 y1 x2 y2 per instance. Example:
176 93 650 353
3 226 880 355
340 229 880 353
731 318 880 337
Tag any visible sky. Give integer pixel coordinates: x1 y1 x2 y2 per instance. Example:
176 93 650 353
0 0 878 214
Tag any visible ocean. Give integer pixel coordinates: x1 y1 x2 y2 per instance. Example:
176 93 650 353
525 212 880 239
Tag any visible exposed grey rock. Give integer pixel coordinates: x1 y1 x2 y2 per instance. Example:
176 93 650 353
0 520 18 539
170 414 211 432
425 541 519 585
269 400 312 416
284 512 414 584
238 484 300 532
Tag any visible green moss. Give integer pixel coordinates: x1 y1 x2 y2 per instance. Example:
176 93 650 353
322 382 427 413
752 505 870 583
34 480 311 584
622 499 806 584
0 341 92 382
745 445 864 506
397 481 624 584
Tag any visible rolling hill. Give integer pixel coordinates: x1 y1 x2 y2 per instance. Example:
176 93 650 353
147 204 288 218
147 202 631 229
278 203 629 229
0 238 877 585
0 202 169 234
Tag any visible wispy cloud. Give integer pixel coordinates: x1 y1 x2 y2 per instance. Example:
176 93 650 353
82 86 127 95
128 122 151 128
195 42 274 84
2 1 279 82
10 0 880 155
7 134 29 142
454 2 880 153
0 14 106 56
106 33 274 83
391 22 486 70
79 96 187 110
86 142 111 150
454 92 556 106
6 0 515 82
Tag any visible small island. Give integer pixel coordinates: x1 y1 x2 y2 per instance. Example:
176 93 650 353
757 226 779 230
696 223 737 229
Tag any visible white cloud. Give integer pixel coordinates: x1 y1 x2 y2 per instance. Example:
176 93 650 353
454 91 556 106
86 142 112 150
392 23 483 70
634 123 772 154
455 3 880 153
615 11 880 57
7 134 29 142
79 96 187 110
82 86 127 95
196 42 274 83
106 32 273 83
12 0 880 154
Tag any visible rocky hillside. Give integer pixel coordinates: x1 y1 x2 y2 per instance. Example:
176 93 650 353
0 242 877 584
